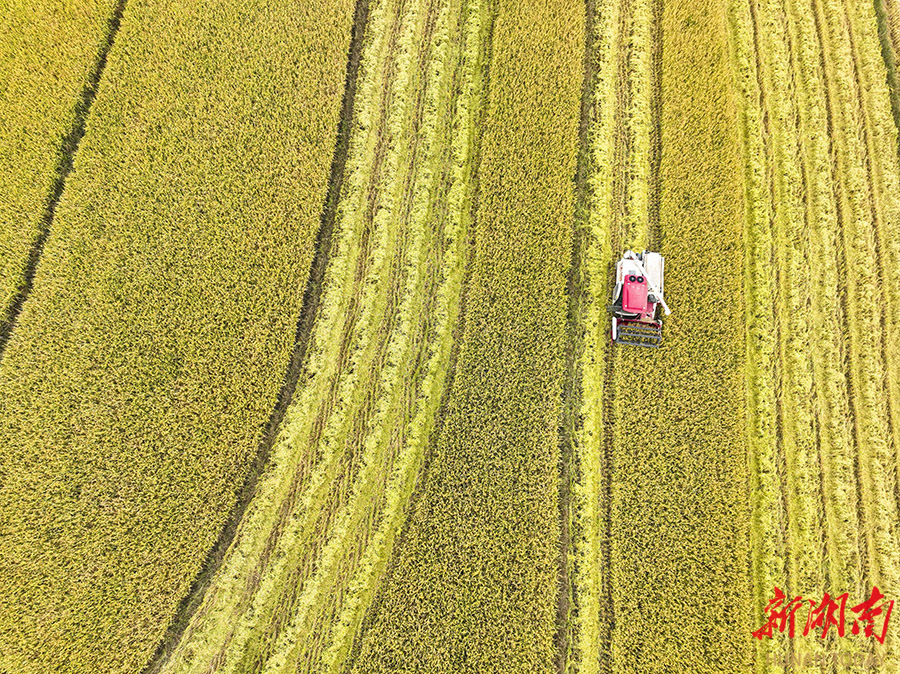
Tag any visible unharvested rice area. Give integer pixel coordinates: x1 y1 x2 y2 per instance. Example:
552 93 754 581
0 0 120 335
0 1 356 671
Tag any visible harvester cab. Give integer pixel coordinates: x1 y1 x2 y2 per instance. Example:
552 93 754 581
609 250 671 348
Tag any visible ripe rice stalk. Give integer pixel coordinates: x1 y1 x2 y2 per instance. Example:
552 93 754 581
0 0 120 328
0 0 359 671
156 0 401 671
197 0 427 668
350 0 584 669
609 0 752 668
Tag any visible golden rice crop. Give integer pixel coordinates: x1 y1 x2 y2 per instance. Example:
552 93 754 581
0 0 119 332
0 0 356 671
350 0 584 670
608 0 753 669
157 0 491 670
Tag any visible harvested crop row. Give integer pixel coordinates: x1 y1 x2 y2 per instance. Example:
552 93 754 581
608 0 753 669
0 1 357 672
815 0 900 623
724 0 791 669
564 0 660 665
349 0 584 670
841 0 900 503
729 0 900 665
726 0 832 667
0 0 120 336
158 0 490 671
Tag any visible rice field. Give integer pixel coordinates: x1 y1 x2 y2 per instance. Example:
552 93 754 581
0 0 899 671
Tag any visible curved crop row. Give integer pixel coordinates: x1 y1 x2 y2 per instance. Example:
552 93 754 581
0 0 119 334
350 0 585 670
158 0 491 671
0 1 358 672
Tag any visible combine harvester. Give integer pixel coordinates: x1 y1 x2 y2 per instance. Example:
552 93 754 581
609 250 671 348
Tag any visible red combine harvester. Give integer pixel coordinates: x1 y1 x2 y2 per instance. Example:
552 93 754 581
609 250 671 347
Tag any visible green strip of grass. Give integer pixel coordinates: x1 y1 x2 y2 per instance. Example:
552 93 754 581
0 0 119 328
349 0 584 670
608 0 753 669
0 1 356 672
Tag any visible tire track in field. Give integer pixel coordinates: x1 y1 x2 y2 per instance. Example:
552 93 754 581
808 0 869 605
222 0 423 666
777 0 866 666
565 0 659 665
0 0 127 358
345 0 495 663
837 0 900 659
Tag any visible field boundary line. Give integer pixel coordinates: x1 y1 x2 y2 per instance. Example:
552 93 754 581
139 0 369 669
0 0 127 359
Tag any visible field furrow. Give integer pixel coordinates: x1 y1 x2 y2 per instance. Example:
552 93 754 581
156 0 490 671
350 0 584 669
0 0 359 671
0 0 121 344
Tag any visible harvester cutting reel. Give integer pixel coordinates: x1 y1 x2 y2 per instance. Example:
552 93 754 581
609 249 671 348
